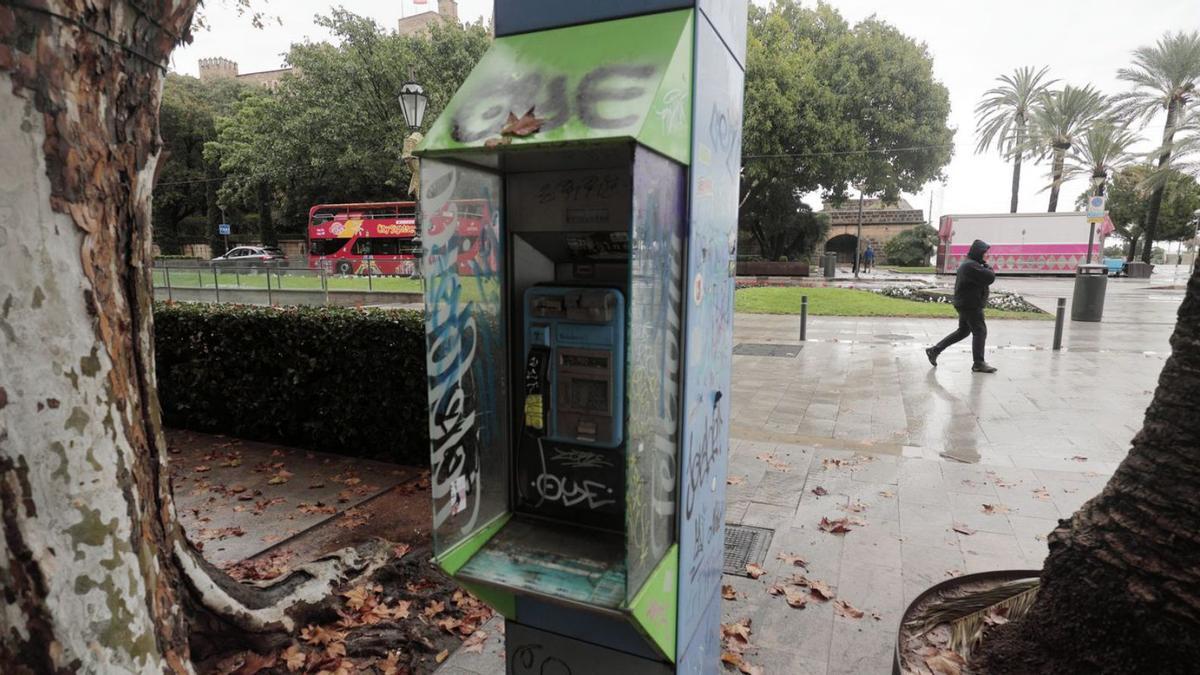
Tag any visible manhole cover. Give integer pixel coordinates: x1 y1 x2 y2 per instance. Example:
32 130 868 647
723 524 774 576
732 343 803 357
874 334 914 341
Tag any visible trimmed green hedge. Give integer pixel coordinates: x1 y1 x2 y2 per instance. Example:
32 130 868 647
154 303 428 463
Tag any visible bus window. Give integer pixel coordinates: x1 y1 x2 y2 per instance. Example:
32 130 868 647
310 238 349 256
312 211 337 225
353 238 405 255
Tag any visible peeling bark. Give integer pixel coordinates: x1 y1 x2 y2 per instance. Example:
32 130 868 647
976 269 1200 673
0 3 390 672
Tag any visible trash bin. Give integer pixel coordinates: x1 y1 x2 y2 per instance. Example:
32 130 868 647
1071 264 1108 322
824 252 836 278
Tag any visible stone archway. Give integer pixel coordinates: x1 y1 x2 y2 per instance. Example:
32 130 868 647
825 233 859 264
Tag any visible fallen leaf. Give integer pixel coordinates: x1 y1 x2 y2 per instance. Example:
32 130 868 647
267 470 293 485
324 641 346 659
300 625 346 647
783 586 808 609
809 580 835 601
1032 487 1052 501
282 644 306 672
844 500 868 513
981 503 1010 515
194 465 211 473
721 651 743 668
834 599 864 619
1071 455 1088 462
811 486 829 496
231 651 276 675
380 651 401 675
952 523 976 536
984 606 1010 625
298 501 337 515
739 662 765 675
721 618 752 643
308 482 325 489
879 490 895 498
341 585 371 611
437 616 462 634
424 600 446 618
819 516 857 534
744 563 766 579
766 583 786 596
435 649 450 664
500 107 544 137
462 630 489 654
484 136 512 148
393 543 412 559
722 584 738 600
777 552 808 568
925 649 967 675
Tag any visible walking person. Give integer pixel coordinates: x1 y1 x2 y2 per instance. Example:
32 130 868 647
926 239 998 373
864 245 875 273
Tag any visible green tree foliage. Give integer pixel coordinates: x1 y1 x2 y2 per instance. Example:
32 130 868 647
882 223 938 266
205 10 491 234
975 66 1057 213
1077 165 1200 259
740 1 952 254
1114 30 1200 262
739 176 829 260
155 74 248 252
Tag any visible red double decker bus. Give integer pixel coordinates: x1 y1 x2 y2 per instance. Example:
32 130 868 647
307 201 418 275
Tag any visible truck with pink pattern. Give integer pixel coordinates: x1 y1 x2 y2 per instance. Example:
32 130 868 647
937 212 1115 275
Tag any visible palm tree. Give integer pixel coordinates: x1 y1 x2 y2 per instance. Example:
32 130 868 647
1026 84 1109 211
1114 30 1200 263
975 66 1058 213
1059 119 1141 197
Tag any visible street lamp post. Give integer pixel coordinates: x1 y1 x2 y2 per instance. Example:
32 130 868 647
398 80 428 280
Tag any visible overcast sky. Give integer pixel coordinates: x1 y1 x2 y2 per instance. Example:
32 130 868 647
174 0 1200 222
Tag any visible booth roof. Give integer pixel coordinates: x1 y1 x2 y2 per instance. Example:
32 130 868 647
417 9 694 166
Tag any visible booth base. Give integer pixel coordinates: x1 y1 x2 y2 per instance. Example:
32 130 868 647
505 621 672 675
457 517 627 608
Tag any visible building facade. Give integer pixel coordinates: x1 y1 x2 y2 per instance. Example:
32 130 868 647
398 0 459 36
197 57 291 89
820 197 926 263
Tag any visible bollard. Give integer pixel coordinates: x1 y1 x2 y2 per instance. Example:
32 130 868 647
367 265 373 292
322 268 330 306
165 266 172 302
235 269 241 288
197 267 204 287
1053 298 1066 350
800 295 808 342
266 267 273 306
212 266 220 303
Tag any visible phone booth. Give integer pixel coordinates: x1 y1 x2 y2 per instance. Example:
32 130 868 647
417 2 746 673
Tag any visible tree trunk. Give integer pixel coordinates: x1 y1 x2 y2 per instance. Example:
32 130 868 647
975 267 1200 673
1047 148 1066 212
257 180 276 247
1009 123 1024 213
0 3 387 671
1126 232 1141 262
1142 99 1181 264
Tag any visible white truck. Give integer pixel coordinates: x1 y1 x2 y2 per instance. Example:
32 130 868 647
936 212 1114 275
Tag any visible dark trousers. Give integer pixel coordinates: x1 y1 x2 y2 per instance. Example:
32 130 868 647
934 307 987 363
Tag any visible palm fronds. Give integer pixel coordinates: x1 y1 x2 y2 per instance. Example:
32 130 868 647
906 578 1039 636
974 66 1057 157
946 584 1039 660
1113 30 1200 126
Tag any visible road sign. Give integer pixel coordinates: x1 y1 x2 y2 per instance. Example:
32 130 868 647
218 223 231 236
1086 196 1106 223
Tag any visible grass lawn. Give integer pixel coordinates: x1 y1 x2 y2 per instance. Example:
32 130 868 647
735 286 1051 320
154 268 423 293
879 265 937 274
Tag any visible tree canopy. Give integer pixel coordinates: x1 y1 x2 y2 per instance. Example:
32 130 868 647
201 11 491 234
1077 164 1200 257
738 0 953 258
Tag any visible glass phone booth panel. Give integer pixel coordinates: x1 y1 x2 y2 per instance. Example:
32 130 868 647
421 160 510 555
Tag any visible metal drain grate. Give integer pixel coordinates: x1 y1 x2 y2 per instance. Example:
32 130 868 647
723 524 774 576
732 343 803 358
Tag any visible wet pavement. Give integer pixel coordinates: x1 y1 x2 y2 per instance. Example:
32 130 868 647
437 276 1183 675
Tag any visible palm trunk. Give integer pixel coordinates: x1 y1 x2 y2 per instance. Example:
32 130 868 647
1009 123 1025 213
1141 99 1181 263
1126 232 1140 262
975 267 1200 673
0 3 386 670
1047 148 1066 212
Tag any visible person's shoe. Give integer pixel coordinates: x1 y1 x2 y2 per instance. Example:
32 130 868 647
925 347 939 367
972 362 998 373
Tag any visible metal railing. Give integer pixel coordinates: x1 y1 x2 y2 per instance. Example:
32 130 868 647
151 260 424 305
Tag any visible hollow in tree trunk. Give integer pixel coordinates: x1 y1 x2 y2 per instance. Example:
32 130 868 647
0 3 388 671
974 267 1200 673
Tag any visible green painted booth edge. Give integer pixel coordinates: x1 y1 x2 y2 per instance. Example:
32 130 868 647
416 9 693 164
625 544 679 662
434 512 510 576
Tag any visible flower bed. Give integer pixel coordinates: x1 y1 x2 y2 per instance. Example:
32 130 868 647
872 285 1045 314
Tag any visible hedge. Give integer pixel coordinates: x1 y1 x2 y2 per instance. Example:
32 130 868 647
154 302 429 463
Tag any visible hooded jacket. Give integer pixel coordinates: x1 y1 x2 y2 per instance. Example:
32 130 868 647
953 240 996 310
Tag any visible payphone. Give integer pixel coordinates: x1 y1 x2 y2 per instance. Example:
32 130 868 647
417 2 747 673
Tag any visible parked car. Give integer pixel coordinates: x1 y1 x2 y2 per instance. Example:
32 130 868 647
211 246 289 268
1102 258 1126 277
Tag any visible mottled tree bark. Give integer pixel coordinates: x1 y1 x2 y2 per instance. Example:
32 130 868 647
976 268 1200 673
0 3 386 672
